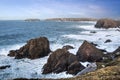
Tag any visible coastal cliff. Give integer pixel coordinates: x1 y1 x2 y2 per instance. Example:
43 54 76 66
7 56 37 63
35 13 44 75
45 18 97 22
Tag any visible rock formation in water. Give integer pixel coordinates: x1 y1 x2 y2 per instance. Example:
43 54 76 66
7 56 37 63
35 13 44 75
8 37 51 59
0 65 10 70
42 47 85 75
95 18 120 29
76 40 104 62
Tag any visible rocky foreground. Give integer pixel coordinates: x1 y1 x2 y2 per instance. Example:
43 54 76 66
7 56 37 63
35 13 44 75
13 56 120 80
6 36 120 80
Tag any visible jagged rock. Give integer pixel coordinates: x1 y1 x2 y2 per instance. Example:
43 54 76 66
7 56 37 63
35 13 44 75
105 39 112 43
8 37 51 59
8 50 17 57
42 48 84 75
76 40 103 62
95 19 118 29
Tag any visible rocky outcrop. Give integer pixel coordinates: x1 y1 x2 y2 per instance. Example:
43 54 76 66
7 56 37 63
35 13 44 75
95 19 119 29
76 40 103 62
8 37 51 59
13 57 120 80
42 48 85 75
8 50 17 57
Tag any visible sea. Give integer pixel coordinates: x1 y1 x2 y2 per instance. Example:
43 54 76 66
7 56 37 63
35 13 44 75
0 20 120 79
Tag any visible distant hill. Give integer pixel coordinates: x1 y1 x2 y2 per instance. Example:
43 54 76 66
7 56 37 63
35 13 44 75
45 18 97 21
24 19 40 22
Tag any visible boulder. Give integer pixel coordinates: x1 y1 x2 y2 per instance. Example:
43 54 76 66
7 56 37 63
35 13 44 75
8 37 51 59
95 19 118 29
42 48 84 75
76 40 103 62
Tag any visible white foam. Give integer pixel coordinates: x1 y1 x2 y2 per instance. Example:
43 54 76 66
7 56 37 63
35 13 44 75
62 28 120 52
0 43 25 56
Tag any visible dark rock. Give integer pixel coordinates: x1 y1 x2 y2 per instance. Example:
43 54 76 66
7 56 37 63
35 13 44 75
102 53 115 63
76 40 103 62
42 49 68 74
95 19 118 29
112 46 120 57
99 49 107 53
105 39 112 43
0 65 10 70
8 50 17 57
42 48 84 75
90 42 98 46
67 61 85 75
116 20 120 27
8 37 51 59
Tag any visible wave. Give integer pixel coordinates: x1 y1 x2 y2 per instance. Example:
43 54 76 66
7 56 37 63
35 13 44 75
0 56 73 79
0 43 25 56
62 28 120 52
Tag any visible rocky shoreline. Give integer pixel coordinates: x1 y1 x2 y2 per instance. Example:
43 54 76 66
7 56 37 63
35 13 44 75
1 18 120 80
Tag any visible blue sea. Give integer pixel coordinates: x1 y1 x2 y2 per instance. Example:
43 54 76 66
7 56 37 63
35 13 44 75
0 20 120 79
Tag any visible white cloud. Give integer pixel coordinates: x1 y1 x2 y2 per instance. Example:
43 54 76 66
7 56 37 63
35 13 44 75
88 5 106 14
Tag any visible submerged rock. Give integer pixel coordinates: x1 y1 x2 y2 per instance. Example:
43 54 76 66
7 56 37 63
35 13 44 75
8 37 51 59
42 48 85 75
0 65 10 70
76 40 103 62
90 31 96 33
95 19 118 29
104 39 112 43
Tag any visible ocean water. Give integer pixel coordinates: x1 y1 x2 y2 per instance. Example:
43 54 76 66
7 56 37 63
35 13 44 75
0 20 120 79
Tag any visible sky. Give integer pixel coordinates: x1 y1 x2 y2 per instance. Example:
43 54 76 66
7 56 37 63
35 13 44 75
0 0 120 20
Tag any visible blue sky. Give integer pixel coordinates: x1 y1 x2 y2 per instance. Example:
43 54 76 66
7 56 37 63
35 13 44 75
0 0 120 20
